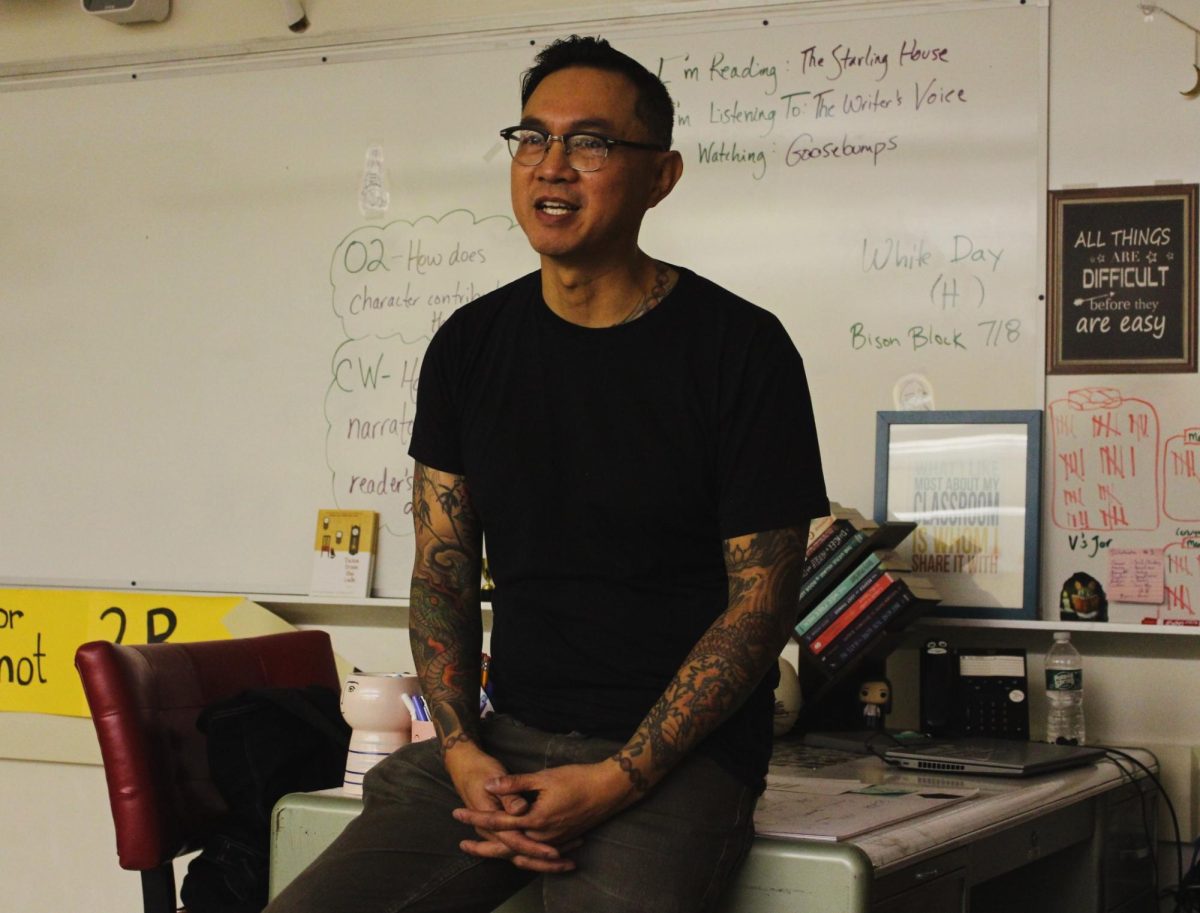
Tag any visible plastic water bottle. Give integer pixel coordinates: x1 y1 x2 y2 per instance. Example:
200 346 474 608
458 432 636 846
1044 631 1085 745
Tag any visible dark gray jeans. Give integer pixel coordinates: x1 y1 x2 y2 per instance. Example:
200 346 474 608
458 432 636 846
266 714 757 913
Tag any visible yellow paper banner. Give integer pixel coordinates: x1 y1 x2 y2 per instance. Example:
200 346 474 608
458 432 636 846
0 589 290 717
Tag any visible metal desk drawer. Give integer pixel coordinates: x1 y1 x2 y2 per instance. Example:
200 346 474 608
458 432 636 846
269 791 874 913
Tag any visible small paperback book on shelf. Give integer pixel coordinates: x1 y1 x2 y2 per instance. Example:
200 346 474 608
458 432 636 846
793 504 939 685
310 509 378 597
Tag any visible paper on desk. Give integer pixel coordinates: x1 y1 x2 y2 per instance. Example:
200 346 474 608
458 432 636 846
753 781 978 841
764 775 868 794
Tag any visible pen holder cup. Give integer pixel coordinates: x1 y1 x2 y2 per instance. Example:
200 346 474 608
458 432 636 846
410 719 437 743
340 672 422 796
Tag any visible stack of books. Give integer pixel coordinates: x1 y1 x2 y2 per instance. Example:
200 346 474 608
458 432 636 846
793 503 939 681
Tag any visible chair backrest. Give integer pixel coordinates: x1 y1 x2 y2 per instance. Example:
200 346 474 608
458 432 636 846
75 630 342 875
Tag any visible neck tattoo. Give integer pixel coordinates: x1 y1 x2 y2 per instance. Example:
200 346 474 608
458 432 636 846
613 262 673 327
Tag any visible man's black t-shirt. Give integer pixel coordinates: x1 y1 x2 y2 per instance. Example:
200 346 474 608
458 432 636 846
409 267 828 789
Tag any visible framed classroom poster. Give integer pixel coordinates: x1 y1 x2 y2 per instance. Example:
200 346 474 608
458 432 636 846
1047 184 1197 374
874 411 1043 620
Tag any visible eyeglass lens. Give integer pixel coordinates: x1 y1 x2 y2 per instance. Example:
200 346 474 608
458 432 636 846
506 131 608 172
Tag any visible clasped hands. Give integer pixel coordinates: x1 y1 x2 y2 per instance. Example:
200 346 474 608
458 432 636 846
446 745 638 873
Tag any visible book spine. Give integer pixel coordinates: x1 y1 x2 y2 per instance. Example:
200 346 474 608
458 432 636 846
795 555 883 638
810 572 897 655
821 585 915 670
797 520 915 609
805 515 837 552
796 528 867 605
802 522 854 576
804 523 832 556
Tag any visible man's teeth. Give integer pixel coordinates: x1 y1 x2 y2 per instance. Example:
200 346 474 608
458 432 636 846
539 202 574 214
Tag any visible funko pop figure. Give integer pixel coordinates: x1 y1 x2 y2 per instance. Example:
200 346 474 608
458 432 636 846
859 678 892 731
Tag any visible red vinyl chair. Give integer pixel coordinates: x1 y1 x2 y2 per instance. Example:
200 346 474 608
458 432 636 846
75 630 342 913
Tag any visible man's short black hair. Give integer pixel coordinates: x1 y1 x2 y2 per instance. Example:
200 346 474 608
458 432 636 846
520 35 675 149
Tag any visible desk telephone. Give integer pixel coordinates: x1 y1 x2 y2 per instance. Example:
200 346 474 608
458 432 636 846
920 640 1030 740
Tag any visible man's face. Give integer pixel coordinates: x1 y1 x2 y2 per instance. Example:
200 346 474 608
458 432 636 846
510 66 673 267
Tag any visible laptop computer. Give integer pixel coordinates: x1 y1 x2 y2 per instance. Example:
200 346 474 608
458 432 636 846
884 737 1106 777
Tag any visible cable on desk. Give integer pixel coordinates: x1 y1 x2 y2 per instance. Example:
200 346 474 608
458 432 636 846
1178 840 1200 913
1103 748 1166 905
1101 746 1195 912
862 730 907 764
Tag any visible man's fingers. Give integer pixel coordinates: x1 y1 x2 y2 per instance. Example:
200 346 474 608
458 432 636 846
458 836 512 859
485 773 536 796
499 792 529 815
458 838 576 873
454 806 526 833
461 829 554 860
511 853 577 873
457 819 574 863
524 834 584 852
489 827 565 860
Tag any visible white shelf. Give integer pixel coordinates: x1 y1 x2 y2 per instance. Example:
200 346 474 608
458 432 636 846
915 616 1200 636
3 582 1193 638
249 593 408 609
242 594 1200 639
244 594 408 627
248 593 495 627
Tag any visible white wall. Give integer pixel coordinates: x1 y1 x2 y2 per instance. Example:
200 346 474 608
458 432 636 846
0 0 663 78
0 759 182 911
3 1 1199 910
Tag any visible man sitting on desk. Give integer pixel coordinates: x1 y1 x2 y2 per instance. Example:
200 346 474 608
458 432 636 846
268 35 827 913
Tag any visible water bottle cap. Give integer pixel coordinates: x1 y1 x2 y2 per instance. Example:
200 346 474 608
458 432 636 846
1053 631 1071 642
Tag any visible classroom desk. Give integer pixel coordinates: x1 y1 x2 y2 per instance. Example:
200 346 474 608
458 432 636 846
268 745 1157 913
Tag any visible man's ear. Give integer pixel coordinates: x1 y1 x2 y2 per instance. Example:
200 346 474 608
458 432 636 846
646 150 684 209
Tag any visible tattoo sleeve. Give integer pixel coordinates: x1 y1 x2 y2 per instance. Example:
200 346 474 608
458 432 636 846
611 523 810 792
409 461 484 752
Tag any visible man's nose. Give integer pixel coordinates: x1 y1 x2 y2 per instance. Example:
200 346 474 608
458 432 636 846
535 136 576 178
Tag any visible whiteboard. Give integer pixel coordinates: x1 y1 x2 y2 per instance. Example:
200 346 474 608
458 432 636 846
1042 376 1200 625
0 2 1047 598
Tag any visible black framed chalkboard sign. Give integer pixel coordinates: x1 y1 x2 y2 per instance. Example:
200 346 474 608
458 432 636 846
1048 184 1197 374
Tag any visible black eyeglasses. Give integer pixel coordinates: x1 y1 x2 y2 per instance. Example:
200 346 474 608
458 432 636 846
499 126 668 172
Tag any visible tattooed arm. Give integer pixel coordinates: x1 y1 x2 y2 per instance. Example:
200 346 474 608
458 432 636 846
610 524 809 792
453 523 810 857
410 461 573 872
410 461 485 752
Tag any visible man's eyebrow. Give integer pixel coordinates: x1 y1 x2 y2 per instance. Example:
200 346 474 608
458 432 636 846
518 116 618 133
